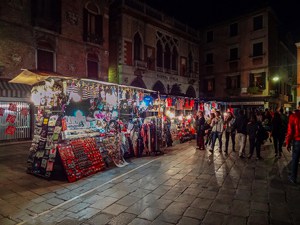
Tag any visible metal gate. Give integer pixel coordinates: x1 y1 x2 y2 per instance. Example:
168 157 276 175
0 101 31 141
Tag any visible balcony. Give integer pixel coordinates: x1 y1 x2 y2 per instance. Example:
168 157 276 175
134 60 147 71
247 86 263 95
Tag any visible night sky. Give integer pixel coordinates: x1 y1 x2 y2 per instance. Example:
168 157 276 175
143 0 300 41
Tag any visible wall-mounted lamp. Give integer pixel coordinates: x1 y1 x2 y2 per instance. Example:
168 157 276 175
272 76 279 82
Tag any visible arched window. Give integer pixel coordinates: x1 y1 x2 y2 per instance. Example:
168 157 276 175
87 53 99 79
156 41 163 68
134 33 142 61
172 47 178 71
186 85 196 98
83 2 103 44
152 81 166 94
131 77 147 89
164 44 171 70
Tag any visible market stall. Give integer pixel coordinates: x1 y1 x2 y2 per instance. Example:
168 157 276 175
15 75 163 182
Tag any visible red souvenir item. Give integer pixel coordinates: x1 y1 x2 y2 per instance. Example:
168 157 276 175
21 107 29 116
5 126 16 135
6 114 16 123
8 103 17 111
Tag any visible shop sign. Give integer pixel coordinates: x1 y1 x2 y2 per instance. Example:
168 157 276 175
8 103 17 111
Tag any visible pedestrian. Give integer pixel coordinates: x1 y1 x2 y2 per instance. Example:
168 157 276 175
196 111 206 150
285 101 300 184
224 111 236 155
209 110 224 153
205 112 215 147
233 109 248 158
271 111 283 158
279 107 288 150
247 113 263 160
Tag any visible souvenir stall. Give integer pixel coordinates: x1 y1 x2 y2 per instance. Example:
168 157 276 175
117 85 163 157
163 95 198 145
26 76 163 182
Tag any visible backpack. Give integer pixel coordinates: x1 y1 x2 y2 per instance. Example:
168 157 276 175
258 124 268 141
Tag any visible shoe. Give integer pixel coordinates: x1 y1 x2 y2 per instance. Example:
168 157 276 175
275 154 278 158
288 176 297 185
224 152 228 156
232 149 236 152
239 155 245 159
247 154 252 159
209 149 213 153
256 156 263 160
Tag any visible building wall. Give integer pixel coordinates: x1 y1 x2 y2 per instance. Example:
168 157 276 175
109 0 200 97
199 7 296 108
0 0 110 80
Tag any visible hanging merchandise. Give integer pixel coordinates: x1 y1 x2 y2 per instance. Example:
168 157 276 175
0 108 4 116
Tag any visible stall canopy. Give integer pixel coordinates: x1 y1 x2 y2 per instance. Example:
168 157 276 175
0 79 31 99
9 69 70 86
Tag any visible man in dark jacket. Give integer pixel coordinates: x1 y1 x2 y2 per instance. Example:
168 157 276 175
286 102 300 184
233 109 248 158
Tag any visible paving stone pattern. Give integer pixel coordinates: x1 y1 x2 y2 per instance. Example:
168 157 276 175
0 139 300 225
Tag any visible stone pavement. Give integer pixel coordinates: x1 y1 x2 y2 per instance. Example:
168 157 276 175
0 139 299 225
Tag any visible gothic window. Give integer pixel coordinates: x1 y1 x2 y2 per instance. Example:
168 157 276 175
83 2 103 45
171 47 178 71
134 33 142 61
156 41 163 68
164 44 171 70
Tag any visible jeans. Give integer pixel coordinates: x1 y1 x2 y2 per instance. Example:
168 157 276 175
291 141 300 182
236 133 246 156
211 131 223 151
225 131 236 152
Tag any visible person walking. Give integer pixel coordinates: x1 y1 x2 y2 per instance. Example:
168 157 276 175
209 110 224 153
285 102 300 184
247 113 263 160
271 111 283 158
224 111 236 155
205 112 215 147
233 109 248 158
196 111 205 150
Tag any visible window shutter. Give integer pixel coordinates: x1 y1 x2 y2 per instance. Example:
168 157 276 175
237 75 241 88
249 73 254 87
83 8 88 41
261 72 266 89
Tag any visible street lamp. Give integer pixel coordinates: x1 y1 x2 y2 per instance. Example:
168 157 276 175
272 76 279 82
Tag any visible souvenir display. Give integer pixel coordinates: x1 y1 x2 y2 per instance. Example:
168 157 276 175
27 77 162 182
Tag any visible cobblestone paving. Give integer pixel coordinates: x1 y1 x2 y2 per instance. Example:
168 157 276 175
0 140 300 225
